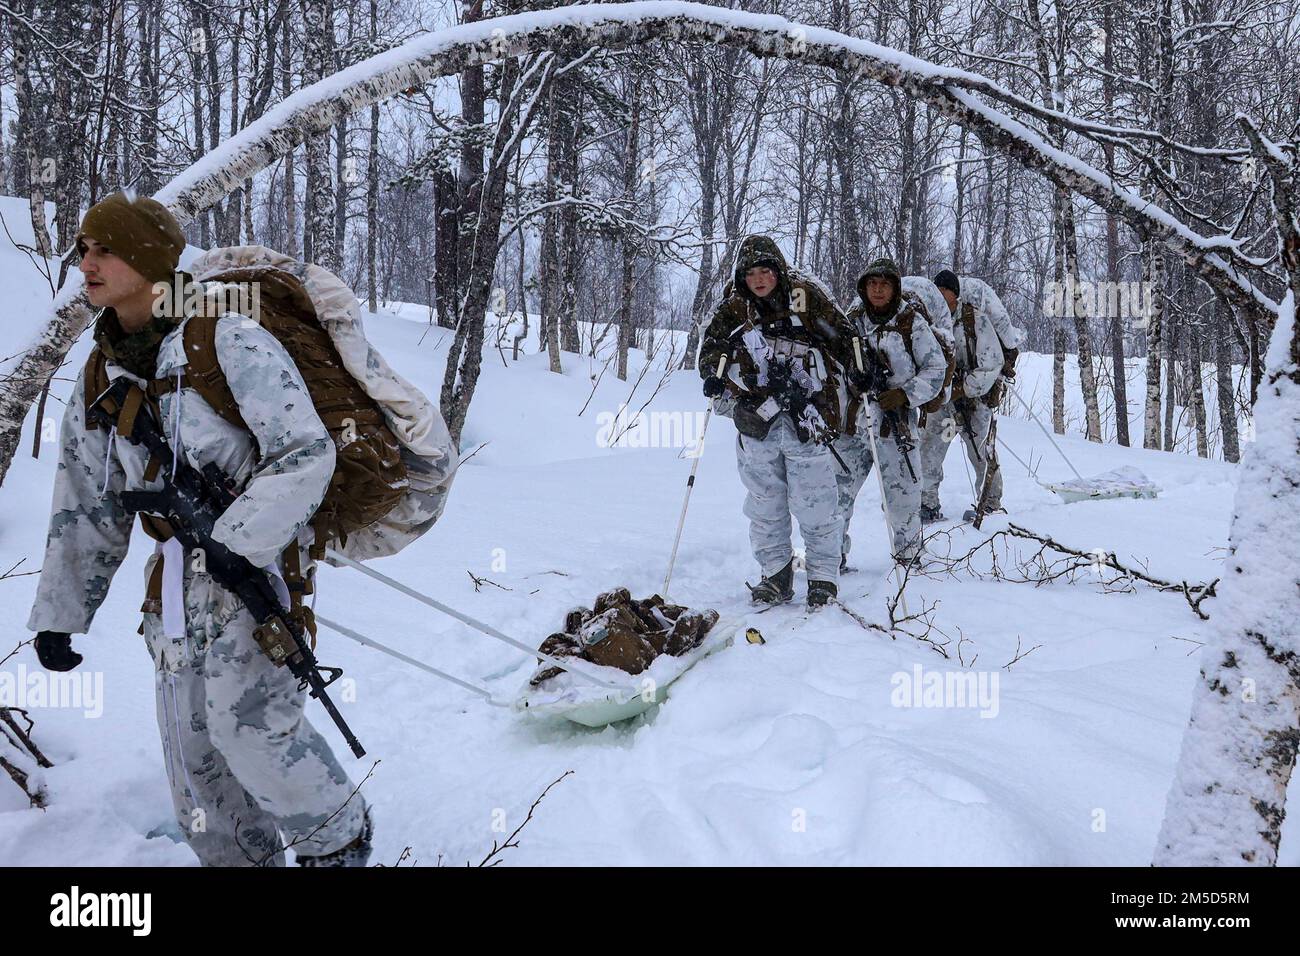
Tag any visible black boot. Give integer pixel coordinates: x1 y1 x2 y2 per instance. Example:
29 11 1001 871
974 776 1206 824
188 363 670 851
296 810 374 867
807 579 837 609
920 503 944 524
749 559 795 605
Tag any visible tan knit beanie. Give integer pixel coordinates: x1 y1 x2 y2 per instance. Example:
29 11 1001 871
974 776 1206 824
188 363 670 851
77 192 185 284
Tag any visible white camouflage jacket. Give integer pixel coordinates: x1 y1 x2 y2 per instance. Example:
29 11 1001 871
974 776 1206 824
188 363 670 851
27 314 335 636
958 276 1025 350
951 294 1006 400
843 294 948 435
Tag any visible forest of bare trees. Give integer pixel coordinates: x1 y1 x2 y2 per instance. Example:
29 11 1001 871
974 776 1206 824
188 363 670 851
0 0 1295 462
0 0 1297 869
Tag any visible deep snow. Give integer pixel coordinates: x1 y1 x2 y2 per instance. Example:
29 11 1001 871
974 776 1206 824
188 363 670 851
0 205 1293 865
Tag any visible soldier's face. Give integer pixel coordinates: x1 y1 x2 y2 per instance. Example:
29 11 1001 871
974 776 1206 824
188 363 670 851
865 275 894 308
79 238 153 312
940 288 958 312
744 266 777 298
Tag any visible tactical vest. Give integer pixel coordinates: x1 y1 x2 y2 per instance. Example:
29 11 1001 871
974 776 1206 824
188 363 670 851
84 266 410 625
868 297 955 415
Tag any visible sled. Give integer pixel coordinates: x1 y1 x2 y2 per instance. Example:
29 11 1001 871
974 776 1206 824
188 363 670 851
1039 465 1160 504
513 615 744 727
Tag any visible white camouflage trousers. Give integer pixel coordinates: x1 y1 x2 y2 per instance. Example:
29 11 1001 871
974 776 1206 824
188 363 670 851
735 414 842 583
919 400 1003 512
832 410 923 562
144 573 366 867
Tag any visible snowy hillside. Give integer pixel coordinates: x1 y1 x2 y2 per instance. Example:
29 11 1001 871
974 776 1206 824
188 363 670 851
0 209 1293 865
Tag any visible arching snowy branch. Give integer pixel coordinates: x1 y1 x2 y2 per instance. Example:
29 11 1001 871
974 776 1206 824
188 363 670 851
0 0 1288 483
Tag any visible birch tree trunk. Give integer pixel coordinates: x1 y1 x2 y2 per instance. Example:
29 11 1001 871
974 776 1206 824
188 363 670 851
615 75 642 383
1215 299 1240 462
280 8 300 259
1154 124 1300 866
1061 193 1102 441
12 4 53 259
1189 322 1208 457
1102 3 1129 446
301 0 339 272
1144 240 1165 449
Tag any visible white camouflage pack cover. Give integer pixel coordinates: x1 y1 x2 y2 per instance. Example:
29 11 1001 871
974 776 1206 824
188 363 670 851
190 245 457 560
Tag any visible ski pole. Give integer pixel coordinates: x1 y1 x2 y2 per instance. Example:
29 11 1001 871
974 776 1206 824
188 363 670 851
1006 381 1084 480
324 549 625 690
996 434 1035 475
854 337 910 616
315 613 509 706
662 355 726 599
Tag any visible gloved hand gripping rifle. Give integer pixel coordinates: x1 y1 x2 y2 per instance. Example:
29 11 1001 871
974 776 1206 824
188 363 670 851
761 353 851 472
88 377 366 758
850 337 918 483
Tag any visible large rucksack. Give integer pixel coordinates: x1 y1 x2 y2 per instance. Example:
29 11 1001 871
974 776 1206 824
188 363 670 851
86 245 457 566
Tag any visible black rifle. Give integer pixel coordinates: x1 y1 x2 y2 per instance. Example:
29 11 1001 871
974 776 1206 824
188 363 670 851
952 393 986 465
762 355 852 473
88 377 365 758
854 356 919 483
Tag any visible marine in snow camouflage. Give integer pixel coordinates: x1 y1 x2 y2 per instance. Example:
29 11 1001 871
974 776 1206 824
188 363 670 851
919 281 1007 514
836 259 947 562
28 307 367 865
698 235 858 585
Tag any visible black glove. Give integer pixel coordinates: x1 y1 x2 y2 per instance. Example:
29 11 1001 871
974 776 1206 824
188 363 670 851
702 375 726 398
35 631 82 672
848 368 872 392
1001 347 1019 379
878 387 909 412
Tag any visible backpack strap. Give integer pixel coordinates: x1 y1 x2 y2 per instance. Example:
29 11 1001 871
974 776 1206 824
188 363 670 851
893 302 917 368
157 314 249 433
890 298 956 415
83 348 110 429
960 302 979 356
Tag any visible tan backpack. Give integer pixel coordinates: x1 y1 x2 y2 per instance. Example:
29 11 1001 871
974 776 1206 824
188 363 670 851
85 264 419 562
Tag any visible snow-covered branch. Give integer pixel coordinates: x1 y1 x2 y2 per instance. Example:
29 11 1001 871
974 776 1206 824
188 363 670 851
1 1 1292 484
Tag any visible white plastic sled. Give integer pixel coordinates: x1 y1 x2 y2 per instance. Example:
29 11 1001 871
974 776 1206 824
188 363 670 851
513 615 744 727
1040 465 1161 504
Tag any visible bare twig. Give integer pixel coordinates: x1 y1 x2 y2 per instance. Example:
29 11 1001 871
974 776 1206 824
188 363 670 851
238 760 380 867
475 770 573 867
458 441 490 467
1 637 33 668
1001 636 1042 670
1 558 39 582
467 570 512 593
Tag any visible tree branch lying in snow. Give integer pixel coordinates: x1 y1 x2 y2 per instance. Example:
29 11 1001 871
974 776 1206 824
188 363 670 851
919 523 1219 620
834 558 957 659
2 1 1292 485
1 699 53 809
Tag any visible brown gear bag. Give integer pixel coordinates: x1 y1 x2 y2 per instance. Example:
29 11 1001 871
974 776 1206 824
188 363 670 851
86 266 409 560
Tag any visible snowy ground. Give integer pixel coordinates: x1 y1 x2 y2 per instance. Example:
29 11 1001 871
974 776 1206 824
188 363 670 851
1 207 1293 865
